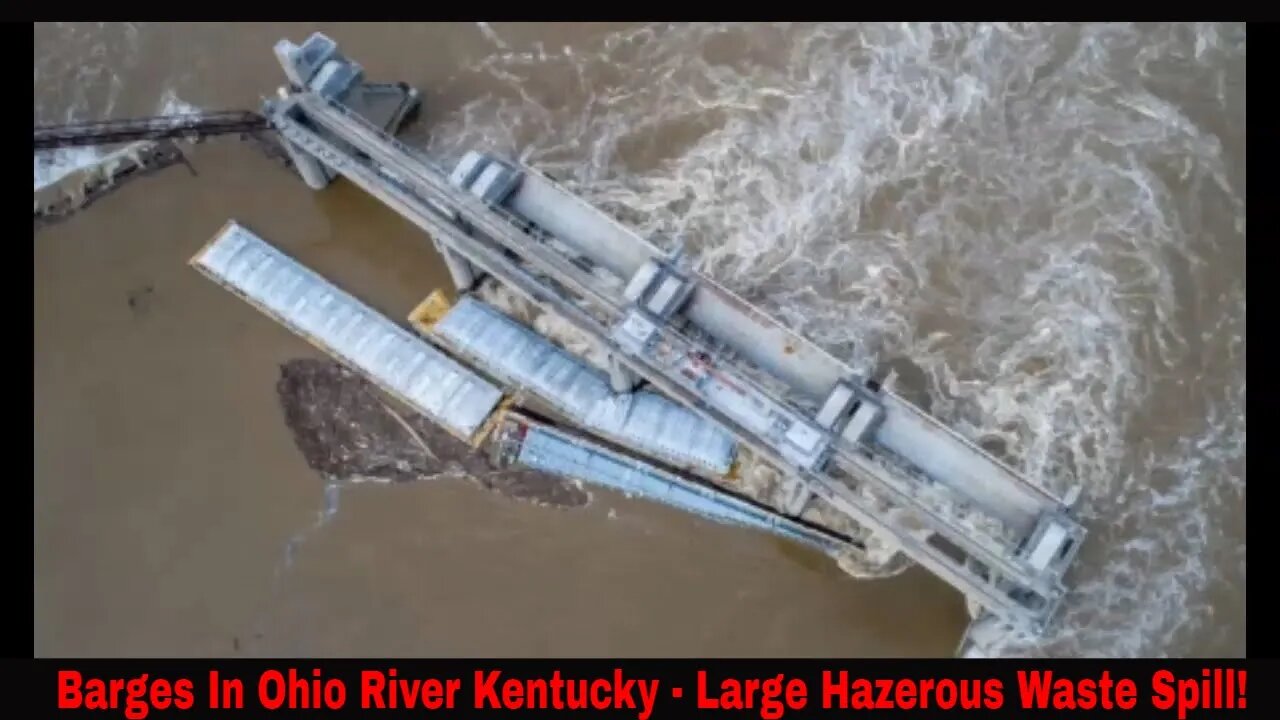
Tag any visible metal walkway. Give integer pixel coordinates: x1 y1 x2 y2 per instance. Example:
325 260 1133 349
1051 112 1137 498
34 111 270 150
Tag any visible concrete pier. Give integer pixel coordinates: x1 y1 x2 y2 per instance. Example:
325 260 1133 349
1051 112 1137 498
283 139 331 190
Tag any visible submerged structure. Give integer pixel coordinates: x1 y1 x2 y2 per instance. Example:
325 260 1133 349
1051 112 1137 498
188 33 1087 655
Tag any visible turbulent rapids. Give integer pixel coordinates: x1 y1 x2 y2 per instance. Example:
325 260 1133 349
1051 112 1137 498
419 23 1245 658
35 23 1245 658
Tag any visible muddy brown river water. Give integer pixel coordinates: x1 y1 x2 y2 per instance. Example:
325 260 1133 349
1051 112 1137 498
34 22 1244 657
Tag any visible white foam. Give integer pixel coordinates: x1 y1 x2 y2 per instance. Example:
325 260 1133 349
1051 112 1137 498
34 88 203 192
156 87 201 117
476 22 510 51
37 21 1244 657
430 22 1246 657
34 146 105 191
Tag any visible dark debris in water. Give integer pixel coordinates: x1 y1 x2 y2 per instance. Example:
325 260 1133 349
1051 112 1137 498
126 283 155 317
275 358 588 508
34 141 188 231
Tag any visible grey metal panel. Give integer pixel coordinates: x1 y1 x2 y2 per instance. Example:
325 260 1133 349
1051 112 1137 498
449 151 486 188
274 33 338 87
516 424 841 553
872 394 1049 534
506 171 660 281
191 221 503 440
1026 521 1068 572
623 260 660 302
309 59 363 101
432 296 737 475
645 275 684 317
841 400 883 445
469 161 521 205
815 382 856 429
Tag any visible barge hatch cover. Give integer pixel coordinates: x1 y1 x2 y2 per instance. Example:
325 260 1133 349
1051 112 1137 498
428 295 738 477
500 413 842 554
190 221 503 442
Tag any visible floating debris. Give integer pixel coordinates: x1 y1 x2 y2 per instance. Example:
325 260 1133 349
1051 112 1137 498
276 358 588 508
34 140 190 229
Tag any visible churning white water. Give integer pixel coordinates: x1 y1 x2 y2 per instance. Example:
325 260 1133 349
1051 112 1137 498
34 22 1245 658
34 85 201 191
425 22 1246 657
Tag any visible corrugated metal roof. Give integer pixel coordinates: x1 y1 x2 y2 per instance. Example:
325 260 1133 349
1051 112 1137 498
516 423 841 553
191 221 503 440
432 296 737 475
